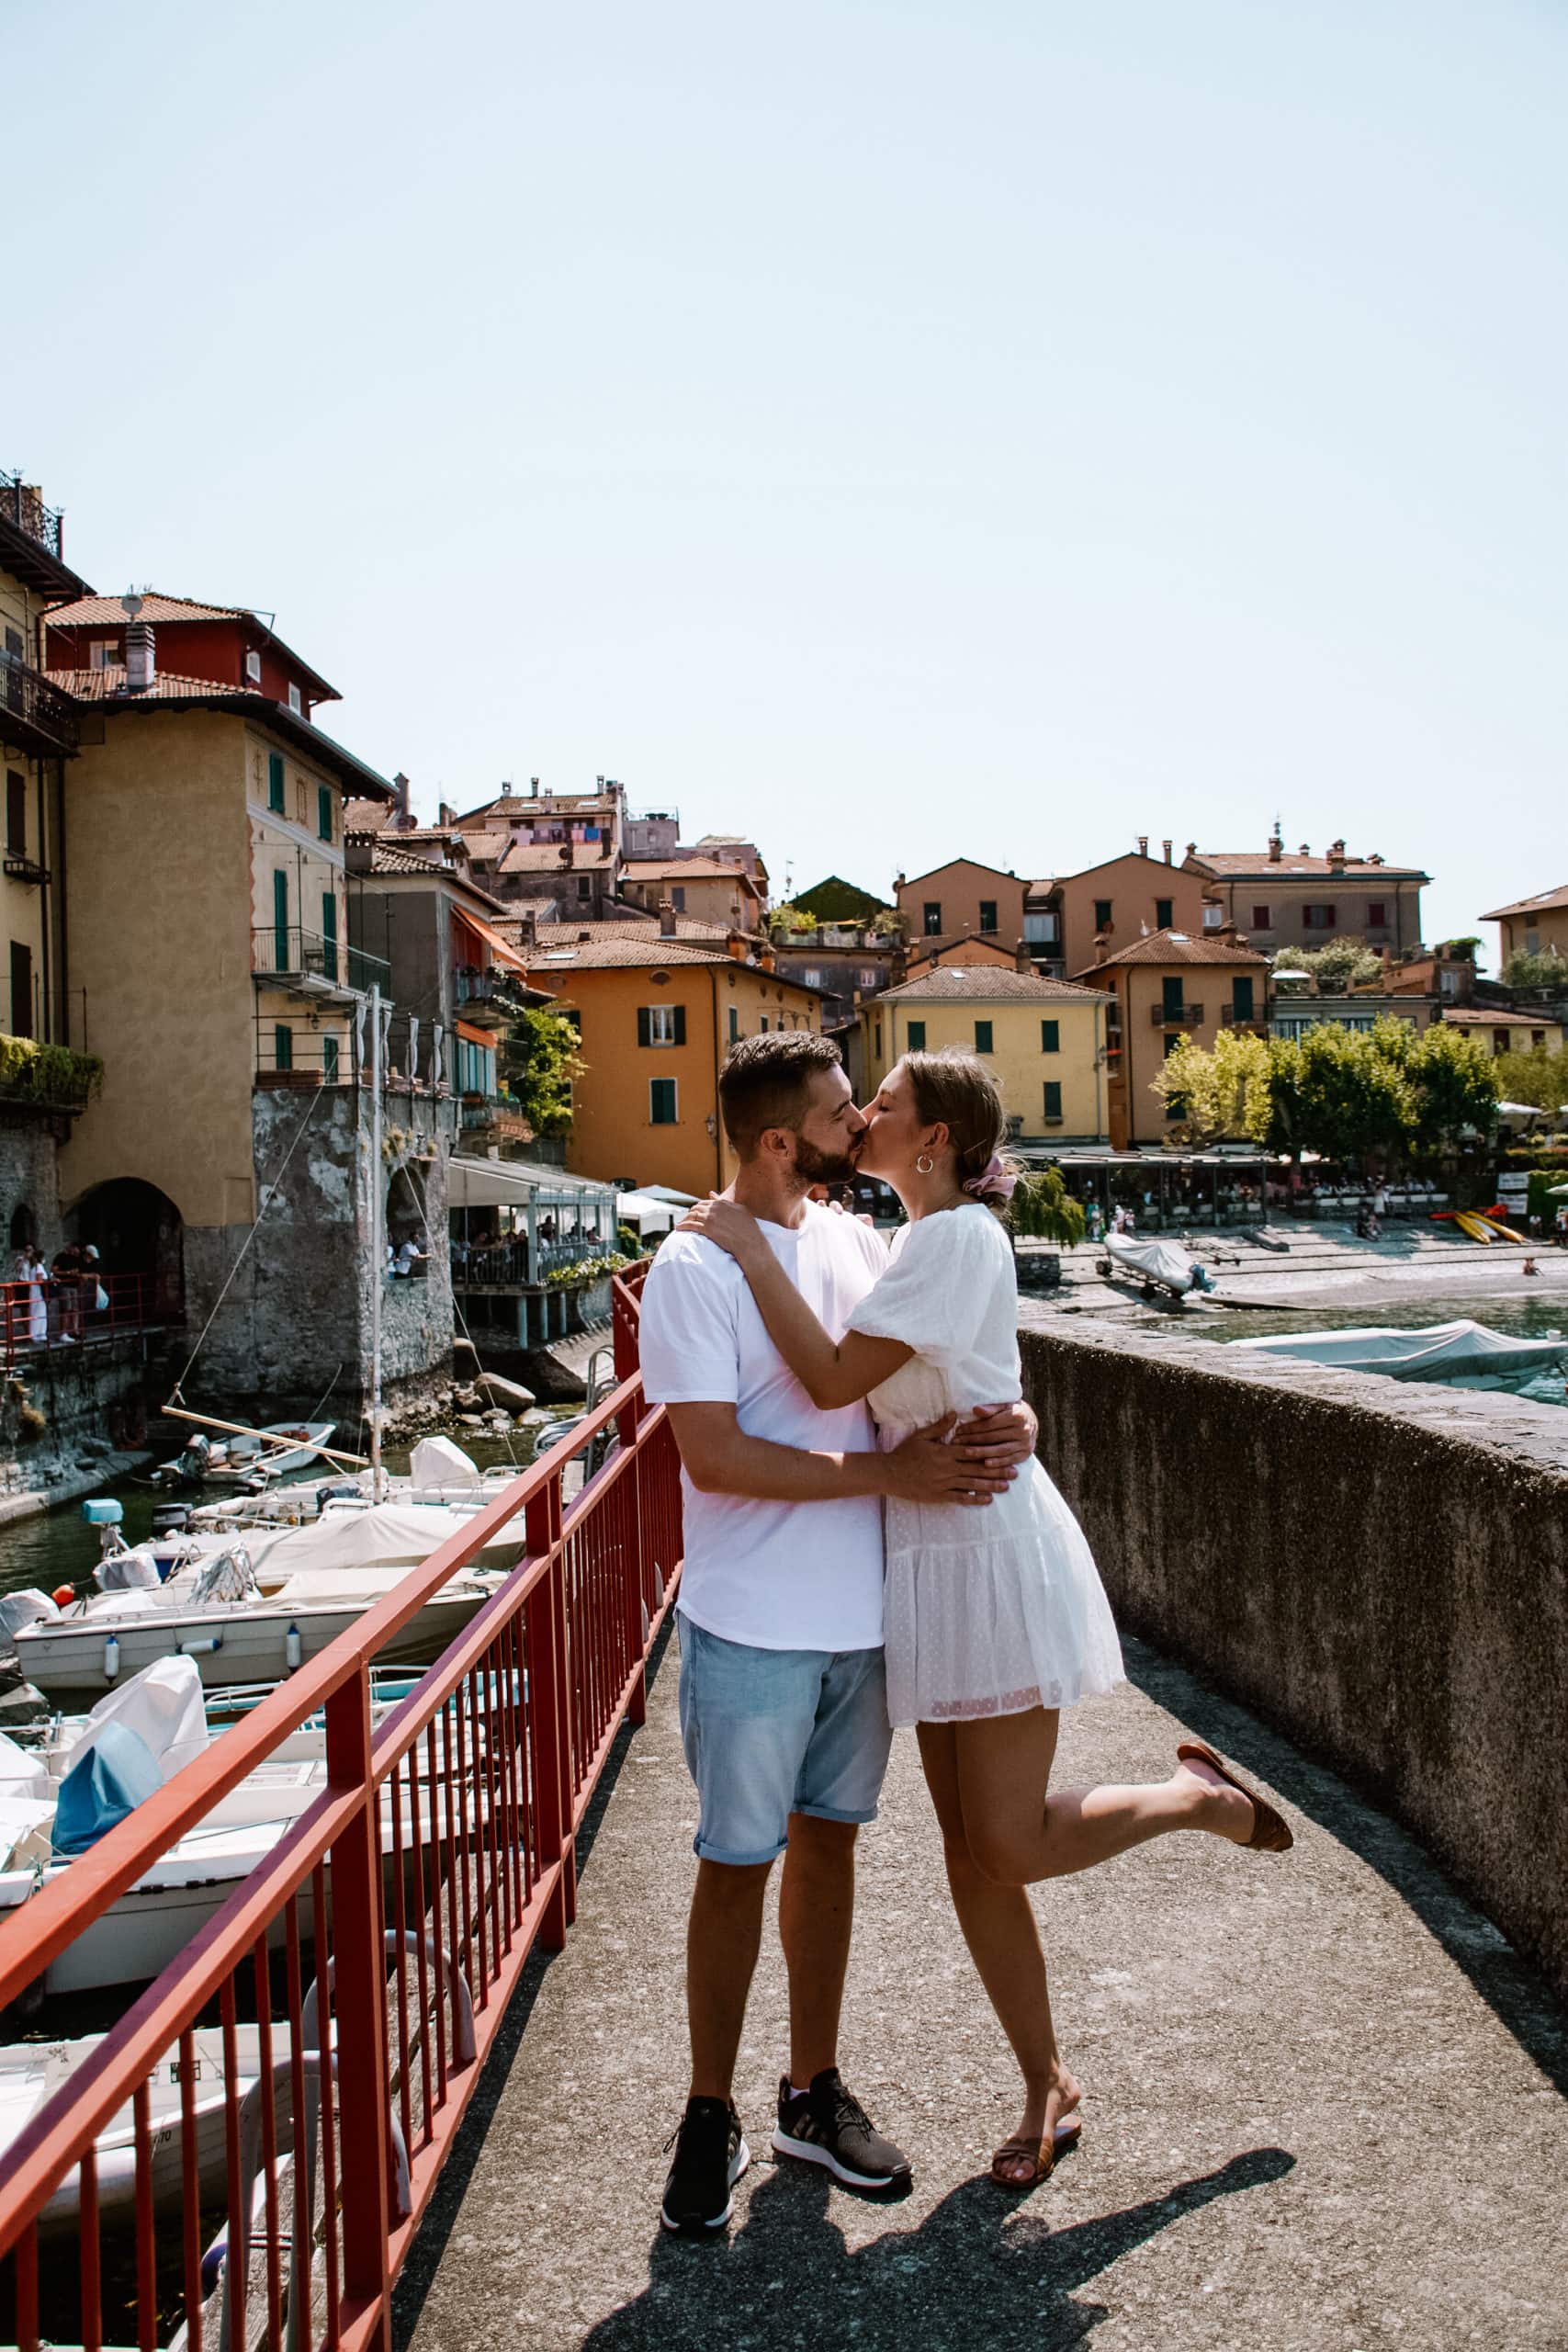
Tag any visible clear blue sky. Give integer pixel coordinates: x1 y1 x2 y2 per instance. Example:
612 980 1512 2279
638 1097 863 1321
12 0 1563 960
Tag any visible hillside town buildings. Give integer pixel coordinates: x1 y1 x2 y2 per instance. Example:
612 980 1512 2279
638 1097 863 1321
1185 830 1428 954
1076 928 1272 1149
1482 885 1568 971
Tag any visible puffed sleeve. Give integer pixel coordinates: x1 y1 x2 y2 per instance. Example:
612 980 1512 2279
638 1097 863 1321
844 1207 1007 1369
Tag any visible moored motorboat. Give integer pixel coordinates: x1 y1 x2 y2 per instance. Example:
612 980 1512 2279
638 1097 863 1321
1229 1317 1567 1384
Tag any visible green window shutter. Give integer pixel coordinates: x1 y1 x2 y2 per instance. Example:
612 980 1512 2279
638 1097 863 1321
728 1006 739 1043
1233 976 1255 1020
637 1007 652 1047
1041 1019 1059 1053
975 1021 993 1054
322 1035 339 1082
272 869 289 969
321 890 338 981
318 786 333 841
650 1078 677 1125
1043 1080 1062 1119
907 1021 926 1050
268 752 286 811
275 1023 293 1072
672 1004 687 1046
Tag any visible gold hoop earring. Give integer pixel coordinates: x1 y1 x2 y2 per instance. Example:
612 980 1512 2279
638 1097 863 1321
915 1151 934 1175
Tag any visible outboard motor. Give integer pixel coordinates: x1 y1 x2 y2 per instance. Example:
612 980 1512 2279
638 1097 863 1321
175 1431 212 1485
152 1503 193 1537
82 1497 127 1567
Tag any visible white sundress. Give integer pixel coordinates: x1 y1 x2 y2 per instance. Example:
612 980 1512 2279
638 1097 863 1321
846 1203 1123 1728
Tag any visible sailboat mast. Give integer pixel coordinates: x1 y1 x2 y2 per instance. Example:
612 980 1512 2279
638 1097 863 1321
369 979 385 1500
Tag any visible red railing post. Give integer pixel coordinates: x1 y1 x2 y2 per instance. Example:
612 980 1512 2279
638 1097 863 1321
625 1442 648 1728
324 1664 393 2350
525 1472 575 1948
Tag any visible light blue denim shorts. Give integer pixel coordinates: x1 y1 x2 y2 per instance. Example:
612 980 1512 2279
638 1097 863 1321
676 1616 894 1867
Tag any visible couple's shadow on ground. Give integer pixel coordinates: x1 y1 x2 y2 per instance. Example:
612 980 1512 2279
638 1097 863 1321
582 2144 1294 2350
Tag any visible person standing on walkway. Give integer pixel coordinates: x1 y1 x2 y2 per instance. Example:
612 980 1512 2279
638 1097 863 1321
683 1049 1293 2192
639 1032 1039 2236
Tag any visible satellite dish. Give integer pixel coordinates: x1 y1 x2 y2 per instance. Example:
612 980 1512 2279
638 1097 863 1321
120 590 144 623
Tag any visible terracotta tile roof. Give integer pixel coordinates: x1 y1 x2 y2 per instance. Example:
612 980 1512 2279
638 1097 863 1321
48 593 246 628
526 935 822 989
54 663 254 702
1072 928 1271 976
877 967 1103 1004
1441 1005 1559 1027
1480 885 1568 921
622 857 759 886
367 838 446 877
1191 848 1427 881
454 789 618 824
533 915 733 943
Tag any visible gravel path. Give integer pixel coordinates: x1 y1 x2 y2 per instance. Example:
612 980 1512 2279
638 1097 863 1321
398 1626 1568 2352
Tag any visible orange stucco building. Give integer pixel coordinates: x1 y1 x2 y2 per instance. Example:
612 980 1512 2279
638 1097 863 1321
1075 928 1271 1149
534 931 821 1194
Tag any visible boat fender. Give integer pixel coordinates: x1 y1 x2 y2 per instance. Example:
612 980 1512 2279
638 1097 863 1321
103 1632 119 1681
51 1584 75 1610
286 1623 302 1671
177 1634 224 1657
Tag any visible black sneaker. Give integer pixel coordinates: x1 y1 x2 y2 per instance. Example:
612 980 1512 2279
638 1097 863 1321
660 2096 750 2233
771 2069 912 2189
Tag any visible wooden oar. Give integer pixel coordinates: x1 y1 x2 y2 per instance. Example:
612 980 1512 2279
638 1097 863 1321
161 1403 367 1470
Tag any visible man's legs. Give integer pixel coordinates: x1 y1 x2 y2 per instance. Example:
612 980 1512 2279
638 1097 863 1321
779 1811 858 2087
687 1855 773 2100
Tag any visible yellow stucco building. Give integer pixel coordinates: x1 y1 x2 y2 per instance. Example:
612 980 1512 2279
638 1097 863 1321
859 966 1109 1145
1482 886 1568 974
533 930 821 1194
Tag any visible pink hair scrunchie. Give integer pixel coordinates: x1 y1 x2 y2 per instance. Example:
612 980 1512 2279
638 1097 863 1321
962 1154 1017 1205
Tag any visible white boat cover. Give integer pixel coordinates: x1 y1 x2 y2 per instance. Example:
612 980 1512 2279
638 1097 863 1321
1231 1318 1567 1378
68 1657 209 1783
0 1797 55 1872
410 1436 481 1492
0 1589 59 1641
259 1501 521 1600
1106 1233 1197 1291
96 1546 163 1593
0 1735 48 1800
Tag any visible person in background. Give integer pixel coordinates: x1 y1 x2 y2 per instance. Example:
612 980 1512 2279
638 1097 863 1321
51 1238 83 1340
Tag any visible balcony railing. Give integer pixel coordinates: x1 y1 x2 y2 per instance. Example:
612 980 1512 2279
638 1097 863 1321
0 472 64 562
454 967 525 1026
1151 1001 1204 1026
252 926 392 997
460 1094 533 1142
1220 1005 1268 1033
0 651 80 759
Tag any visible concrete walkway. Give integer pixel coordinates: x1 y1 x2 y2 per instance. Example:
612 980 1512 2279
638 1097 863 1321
397 1629 1568 2352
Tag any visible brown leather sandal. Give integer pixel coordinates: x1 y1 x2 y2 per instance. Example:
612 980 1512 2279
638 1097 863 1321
990 2113 1081 2188
1177 1739 1294 1852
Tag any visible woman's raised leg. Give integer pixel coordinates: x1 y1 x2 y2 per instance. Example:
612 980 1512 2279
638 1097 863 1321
954 1706 1258 1887
916 1720 1079 2180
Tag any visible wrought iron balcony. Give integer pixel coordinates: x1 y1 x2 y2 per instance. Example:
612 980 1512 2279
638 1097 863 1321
2 848 49 888
0 653 80 760
1220 1005 1268 1034
454 965 525 1028
1150 1001 1204 1027
252 926 392 1001
0 475 64 563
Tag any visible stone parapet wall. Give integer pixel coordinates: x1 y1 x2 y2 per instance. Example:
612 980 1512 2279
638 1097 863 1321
1019 1308 1568 1999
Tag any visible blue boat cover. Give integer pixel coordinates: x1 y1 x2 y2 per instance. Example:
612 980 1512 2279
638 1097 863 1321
52 1720 162 1857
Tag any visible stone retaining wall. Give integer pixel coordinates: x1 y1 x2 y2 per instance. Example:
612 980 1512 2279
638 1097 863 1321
1019 1307 1568 2000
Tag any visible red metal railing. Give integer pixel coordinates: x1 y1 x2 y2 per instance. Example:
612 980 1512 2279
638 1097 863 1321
0 1267 674 2350
0 1271 173 1368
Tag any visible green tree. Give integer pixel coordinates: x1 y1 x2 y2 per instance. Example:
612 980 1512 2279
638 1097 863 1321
1500 949 1568 991
1272 941 1383 992
1265 1021 1415 1163
1490 1044 1568 1115
1404 1022 1501 1148
1148 1029 1271 1147
501 1007 585 1137
1010 1165 1086 1245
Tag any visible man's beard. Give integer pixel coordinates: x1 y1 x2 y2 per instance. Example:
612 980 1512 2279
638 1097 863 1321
791 1136 860 1187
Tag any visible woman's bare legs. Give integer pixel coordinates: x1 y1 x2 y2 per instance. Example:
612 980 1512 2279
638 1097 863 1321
917 1721 1079 2181
953 1705 1258 1888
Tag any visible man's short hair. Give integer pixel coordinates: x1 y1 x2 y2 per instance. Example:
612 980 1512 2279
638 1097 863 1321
718 1031 843 1158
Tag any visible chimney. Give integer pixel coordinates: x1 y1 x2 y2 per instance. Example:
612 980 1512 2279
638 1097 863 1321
726 927 746 959
1093 936 1108 966
438 799 456 827
1137 835 1148 857
660 899 678 939
530 777 539 798
125 619 155 693
758 945 776 973
1299 843 1311 856
500 779 513 798
392 772 412 828
1328 839 1347 872
1268 830 1283 864
1014 939 1032 975
1162 839 1172 864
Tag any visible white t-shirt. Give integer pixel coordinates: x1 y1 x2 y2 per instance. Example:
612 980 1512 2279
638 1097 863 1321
637 1202 889 1653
